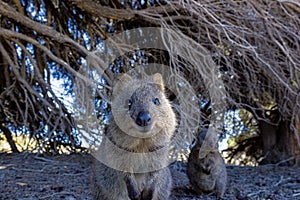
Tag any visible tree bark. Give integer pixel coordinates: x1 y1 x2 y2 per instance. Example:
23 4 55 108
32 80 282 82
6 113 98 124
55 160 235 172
0 123 19 153
259 119 296 166
293 116 300 166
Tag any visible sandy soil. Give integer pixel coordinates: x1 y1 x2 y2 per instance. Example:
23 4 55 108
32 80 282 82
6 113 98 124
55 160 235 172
0 153 299 200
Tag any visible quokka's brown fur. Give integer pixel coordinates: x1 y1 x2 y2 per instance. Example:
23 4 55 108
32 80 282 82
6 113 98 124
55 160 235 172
91 73 177 200
187 129 227 198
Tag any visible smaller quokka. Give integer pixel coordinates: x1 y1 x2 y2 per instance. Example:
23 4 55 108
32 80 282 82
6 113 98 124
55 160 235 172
187 128 227 198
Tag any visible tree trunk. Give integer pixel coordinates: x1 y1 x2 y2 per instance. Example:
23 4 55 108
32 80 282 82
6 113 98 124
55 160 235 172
259 119 298 166
293 116 300 166
0 123 19 153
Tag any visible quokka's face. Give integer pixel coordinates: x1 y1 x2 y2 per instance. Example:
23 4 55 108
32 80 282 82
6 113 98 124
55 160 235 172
112 73 175 138
126 84 167 136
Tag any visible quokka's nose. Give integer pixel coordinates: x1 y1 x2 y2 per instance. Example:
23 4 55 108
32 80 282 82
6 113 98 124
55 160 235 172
136 111 152 127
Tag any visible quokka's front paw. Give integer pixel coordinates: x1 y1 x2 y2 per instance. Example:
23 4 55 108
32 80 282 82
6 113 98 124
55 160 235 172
125 175 141 200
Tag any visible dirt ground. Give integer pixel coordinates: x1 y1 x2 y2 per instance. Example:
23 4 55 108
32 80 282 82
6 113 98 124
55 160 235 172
0 153 299 200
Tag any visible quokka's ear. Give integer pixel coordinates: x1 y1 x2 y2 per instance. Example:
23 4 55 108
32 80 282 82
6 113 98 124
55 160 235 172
113 73 132 96
152 73 164 92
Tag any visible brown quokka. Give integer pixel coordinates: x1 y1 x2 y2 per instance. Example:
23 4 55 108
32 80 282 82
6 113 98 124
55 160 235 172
92 73 177 200
187 128 227 198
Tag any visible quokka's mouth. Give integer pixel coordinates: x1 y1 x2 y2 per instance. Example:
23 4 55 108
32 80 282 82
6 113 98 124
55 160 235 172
127 122 159 138
139 124 153 132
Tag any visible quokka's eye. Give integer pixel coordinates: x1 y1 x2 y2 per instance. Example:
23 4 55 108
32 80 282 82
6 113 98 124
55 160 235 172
153 98 160 105
127 99 133 109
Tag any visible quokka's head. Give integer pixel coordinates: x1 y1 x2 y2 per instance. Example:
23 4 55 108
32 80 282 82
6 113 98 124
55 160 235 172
112 73 176 138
